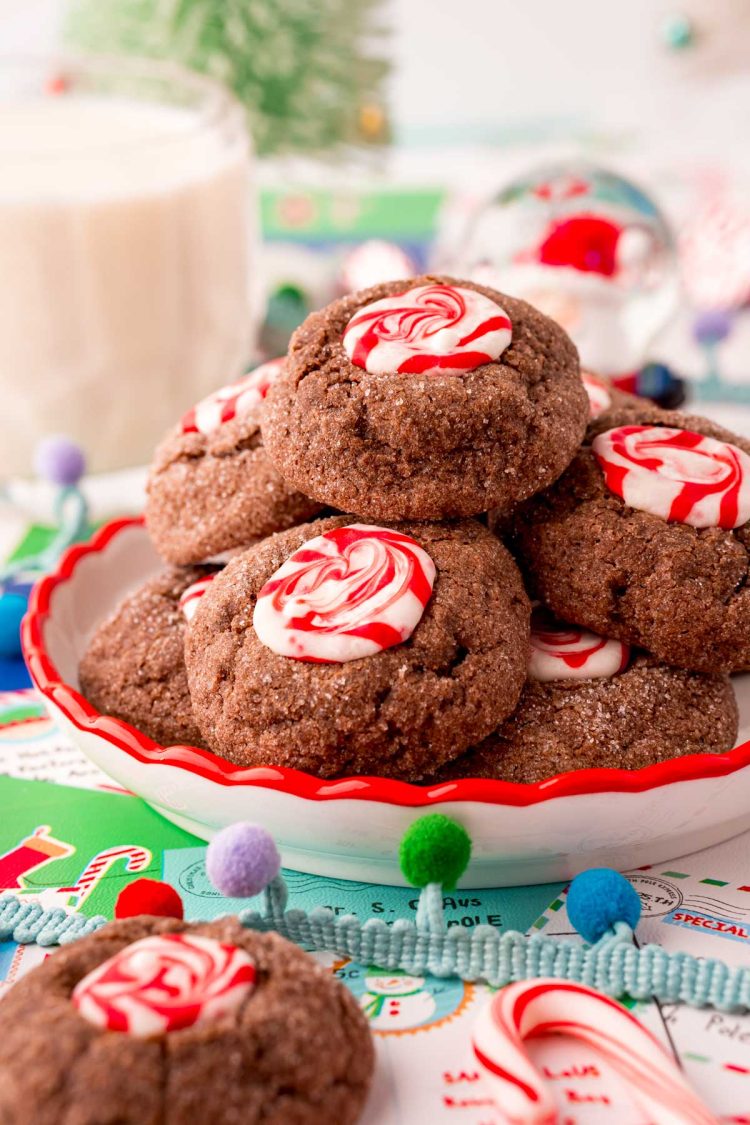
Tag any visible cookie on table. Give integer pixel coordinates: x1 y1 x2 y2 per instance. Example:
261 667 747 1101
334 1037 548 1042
79 566 218 747
145 359 324 566
432 613 738 785
261 276 588 520
0 916 373 1125
185 515 530 780
512 398 750 673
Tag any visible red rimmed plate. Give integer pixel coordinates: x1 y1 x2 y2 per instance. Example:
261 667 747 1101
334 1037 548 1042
21 518 750 887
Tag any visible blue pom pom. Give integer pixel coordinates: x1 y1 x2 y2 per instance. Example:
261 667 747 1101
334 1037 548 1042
567 867 641 944
205 822 281 898
33 436 86 487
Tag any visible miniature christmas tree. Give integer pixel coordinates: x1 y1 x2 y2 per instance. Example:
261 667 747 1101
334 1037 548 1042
64 0 390 155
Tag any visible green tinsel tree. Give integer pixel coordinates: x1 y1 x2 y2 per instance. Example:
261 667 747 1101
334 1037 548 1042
64 0 390 156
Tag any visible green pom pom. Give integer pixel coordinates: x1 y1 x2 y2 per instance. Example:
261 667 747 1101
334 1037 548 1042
399 814 471 890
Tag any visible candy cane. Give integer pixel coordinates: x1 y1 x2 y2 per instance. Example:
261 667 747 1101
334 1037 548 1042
253 523 436 663
343 283 512 377
592 425 750 529
61 845 151 905
73 933 255 1037
472 979 716 1125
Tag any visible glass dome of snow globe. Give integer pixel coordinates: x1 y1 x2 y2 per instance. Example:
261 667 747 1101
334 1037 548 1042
453 163 680 385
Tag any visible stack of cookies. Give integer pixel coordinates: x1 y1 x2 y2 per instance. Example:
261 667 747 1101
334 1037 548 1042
80 276 743 784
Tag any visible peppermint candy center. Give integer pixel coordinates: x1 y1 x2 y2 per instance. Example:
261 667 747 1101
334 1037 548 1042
592 425 750 529
581 372 611 419
181 358 284 437
529 615 629 682
342 283 512 377
252 524 436 663
72 933 255 1037
179 575 216 622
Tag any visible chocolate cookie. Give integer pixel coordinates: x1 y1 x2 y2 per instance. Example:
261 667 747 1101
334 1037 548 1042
432 618 738 784
146 359 324 565
79 567 216 747
185 515 530 779
512 400 750 673
0 916 373 1125
261 276 587 520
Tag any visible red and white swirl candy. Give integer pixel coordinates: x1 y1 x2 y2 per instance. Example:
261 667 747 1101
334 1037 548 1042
529 615 629 682
342 283 512 377
253 523 436 663
72 933 255 1037
180 358 285 437
592 425 750 529
581 372 611 419
179 574 216 622
472 979 715 1125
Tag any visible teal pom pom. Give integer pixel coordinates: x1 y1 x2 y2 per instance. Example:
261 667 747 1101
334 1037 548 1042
567 868 641 944
399 814 471 890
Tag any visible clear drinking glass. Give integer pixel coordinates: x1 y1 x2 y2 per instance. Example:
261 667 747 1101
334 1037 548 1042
0 55 257 475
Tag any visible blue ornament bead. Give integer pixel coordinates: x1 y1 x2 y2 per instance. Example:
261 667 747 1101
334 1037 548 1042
205 822 281 898
692 308 733 346
0 591 28 657
33 436 86 486
567 867 641 944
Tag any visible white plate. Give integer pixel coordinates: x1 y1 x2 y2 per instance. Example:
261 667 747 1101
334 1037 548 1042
22 519 750 888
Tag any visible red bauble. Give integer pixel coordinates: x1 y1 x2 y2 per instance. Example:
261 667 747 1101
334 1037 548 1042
114 878 184 920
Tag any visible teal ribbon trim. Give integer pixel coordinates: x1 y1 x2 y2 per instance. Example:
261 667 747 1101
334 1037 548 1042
3 883 750 1014
0 895 106 946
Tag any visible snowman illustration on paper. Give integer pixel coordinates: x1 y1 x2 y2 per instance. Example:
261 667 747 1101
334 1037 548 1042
346 964 474 1034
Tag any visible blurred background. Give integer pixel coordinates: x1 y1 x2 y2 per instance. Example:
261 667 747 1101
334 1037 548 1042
1 0 749 517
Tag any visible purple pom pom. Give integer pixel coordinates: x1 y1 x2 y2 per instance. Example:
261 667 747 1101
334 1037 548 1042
692 308 733 346
205 822 281 898
34 436 86 486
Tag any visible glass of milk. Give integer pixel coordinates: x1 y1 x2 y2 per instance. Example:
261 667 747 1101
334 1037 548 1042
0 55 257 476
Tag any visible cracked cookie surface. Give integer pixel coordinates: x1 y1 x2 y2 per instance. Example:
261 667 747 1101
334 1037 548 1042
261 275 588 521
185 515 530 779
0 917 373 1125
512 401 750 673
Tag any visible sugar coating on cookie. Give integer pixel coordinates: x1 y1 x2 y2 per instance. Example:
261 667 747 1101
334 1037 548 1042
342 282 512 376
261 275 587 521
73 933 255 1037
529 615 630 682
185 515 531 780
78 566 215 748
592 425 750 529
512 400 750 674
253 524 436 663
0 917 374 1125
433 656 738 785
181 358 285 437
145 356 323 566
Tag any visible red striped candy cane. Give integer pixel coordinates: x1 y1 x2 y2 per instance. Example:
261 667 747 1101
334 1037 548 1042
472 979 716 1124
61 846 151 906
